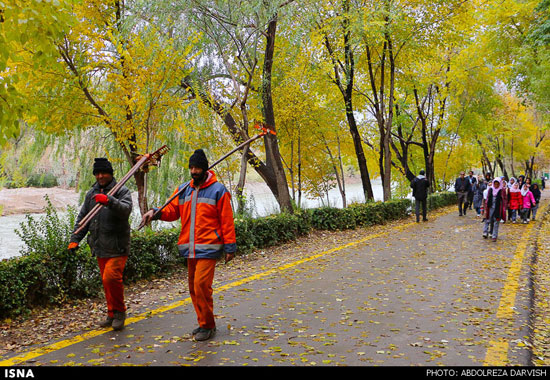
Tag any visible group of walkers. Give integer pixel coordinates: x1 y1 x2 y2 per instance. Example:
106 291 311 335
411 169 544 242
454 171 543 242
68 150 236 341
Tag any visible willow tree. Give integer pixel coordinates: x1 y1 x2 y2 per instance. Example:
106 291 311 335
0 0 76 145
18 0 196 214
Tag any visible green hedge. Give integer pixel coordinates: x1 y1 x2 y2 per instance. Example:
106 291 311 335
0 192 455 318
426 191 457 211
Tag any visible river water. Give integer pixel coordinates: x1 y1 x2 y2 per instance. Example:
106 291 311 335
0 179 387 261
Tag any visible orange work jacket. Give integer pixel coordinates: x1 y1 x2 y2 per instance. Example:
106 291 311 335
154 171 237 259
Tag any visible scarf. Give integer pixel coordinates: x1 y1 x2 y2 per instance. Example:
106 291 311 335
492 179 501 197
509 183 520 193
520 184 530 196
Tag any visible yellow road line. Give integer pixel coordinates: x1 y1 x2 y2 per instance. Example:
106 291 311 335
484 202 548 366
0 219 416 366
496 222 535 319
485 339 509 366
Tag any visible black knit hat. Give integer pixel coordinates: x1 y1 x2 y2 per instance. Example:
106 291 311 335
189 149 208 171
93 158 114 175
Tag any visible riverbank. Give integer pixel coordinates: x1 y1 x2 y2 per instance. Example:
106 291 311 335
0 187 79 216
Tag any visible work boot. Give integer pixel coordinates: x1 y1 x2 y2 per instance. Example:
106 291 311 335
112 311 126 331
193 327 216 341
98 315 114 328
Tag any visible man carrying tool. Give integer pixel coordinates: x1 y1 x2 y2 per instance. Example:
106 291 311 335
141 148 237 341
68 158 133 331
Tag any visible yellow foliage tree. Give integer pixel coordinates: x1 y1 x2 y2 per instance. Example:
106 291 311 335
16 0 196 213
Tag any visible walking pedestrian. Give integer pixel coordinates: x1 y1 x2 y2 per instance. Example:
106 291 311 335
482 179 492 225
530 183 541 221
467 171 477 210
508 182 522 223
483 178 504 242
141 149 237 341
520 183 536 224
523 178 533 220
472 175 486 217
507 178 517 221
541 177 546 190
411 170 430 222
517 175 525 190
455 171 471 216
68 158 133 331
500 178 508 224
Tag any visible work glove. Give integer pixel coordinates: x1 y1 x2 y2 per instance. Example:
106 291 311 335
94 193 109 205
68 242 79 252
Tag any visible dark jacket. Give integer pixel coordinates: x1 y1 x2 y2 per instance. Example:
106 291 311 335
532 187 541 204
473 181 486 209
484 188 503 220
411 175 430 200
70 179 133 258
454 177 471 193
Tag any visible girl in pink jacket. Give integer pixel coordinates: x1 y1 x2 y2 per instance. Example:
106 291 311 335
520 184 536 224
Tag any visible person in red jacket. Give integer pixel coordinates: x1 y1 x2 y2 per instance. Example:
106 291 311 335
508 182 522 223
142 149 236 341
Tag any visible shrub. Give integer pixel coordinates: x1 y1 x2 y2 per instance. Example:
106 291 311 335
9 197 101 311
309 206 356 230
1 197 184 318
125 228 183 281
26 173 59 188
426 191 457 210
234 211 311 253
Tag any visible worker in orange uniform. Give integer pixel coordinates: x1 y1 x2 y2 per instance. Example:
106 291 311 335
68 158 133 331
141 149 237 341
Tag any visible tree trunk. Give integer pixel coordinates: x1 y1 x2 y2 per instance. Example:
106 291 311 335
133 170 148 216
235 144 249 215
347 105 374 201
260 16 293 214
297 133 302 208
321 0 374 202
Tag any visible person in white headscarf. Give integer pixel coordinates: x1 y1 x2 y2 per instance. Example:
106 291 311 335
482 180 492 223
506 177 517 221
508 182 522 223
483 178 504 241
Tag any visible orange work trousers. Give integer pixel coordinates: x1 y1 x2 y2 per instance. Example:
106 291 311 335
187 258 217 329
97 256 127 317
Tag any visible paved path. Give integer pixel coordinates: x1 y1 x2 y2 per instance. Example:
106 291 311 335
1 200 548 367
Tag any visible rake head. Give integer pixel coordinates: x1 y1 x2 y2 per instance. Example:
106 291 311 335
137 145 170 173
254 122 276 136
